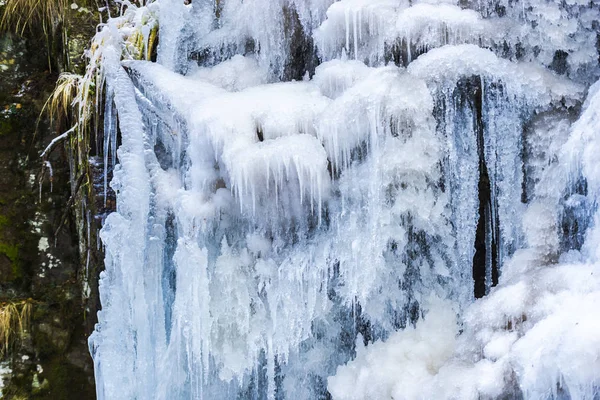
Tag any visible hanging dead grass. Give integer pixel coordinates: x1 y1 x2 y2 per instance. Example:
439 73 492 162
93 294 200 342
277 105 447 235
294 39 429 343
0 0 68 36
0 299 33 358
41 73 80 124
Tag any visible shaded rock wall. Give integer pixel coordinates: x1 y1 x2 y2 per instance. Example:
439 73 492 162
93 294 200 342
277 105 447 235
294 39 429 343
0 20 97 400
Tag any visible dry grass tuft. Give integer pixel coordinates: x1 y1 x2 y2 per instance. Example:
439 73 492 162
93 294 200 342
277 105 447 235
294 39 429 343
0 0 68 36
42 73 80 124
0 299 33 358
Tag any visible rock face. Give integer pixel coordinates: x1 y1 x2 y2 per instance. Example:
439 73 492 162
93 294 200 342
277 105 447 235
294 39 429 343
0 30 96 399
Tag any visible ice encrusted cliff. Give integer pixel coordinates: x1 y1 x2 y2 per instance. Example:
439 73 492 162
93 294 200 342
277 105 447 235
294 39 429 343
87 0 600 398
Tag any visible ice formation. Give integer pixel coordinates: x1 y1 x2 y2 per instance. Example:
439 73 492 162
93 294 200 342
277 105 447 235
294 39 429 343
87 0 600 399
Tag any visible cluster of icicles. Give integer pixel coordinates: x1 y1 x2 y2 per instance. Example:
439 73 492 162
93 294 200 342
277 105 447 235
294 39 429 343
87 0 600 399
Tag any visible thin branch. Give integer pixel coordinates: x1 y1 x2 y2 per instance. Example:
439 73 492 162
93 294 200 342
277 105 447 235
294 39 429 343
40 125 76 159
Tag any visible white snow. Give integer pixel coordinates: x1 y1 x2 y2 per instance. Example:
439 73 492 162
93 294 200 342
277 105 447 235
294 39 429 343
328 298 458 400
408 44 583 106
393 4 489 62
329 256 600 400
188 55 268 92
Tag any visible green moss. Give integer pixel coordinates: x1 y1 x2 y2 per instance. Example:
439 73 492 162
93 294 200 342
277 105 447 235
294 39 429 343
0 214 9 228
0 242 20 279
0 386 31 400
0 119 12 136
31 357 95 400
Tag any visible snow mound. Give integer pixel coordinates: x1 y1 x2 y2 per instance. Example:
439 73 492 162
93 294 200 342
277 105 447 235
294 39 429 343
318 65 433 172
312 59 372 99
329 253 600 400
189 55 269 91
125 61 332 222
408 44 583 106
328 299 458 400
393 4 489 62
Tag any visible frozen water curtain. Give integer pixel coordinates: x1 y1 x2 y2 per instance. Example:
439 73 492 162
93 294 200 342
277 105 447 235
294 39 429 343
87 0 600 399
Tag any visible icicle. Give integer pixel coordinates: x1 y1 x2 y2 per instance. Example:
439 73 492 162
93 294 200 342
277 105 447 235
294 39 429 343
353 10 358 60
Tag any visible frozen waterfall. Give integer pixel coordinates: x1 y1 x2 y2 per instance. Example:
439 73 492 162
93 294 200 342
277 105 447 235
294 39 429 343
87 0 600 399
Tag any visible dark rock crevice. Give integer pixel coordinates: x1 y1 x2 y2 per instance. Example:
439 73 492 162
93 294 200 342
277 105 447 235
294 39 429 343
452 77 500 299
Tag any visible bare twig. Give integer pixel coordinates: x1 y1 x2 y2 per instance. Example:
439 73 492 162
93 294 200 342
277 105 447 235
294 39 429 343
40 125 76 159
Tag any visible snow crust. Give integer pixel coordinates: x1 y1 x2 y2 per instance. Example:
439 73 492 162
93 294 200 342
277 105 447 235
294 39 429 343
392 3 492 63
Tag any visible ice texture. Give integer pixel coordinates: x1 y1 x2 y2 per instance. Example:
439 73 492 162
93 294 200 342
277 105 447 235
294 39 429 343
330 252 600 400
314 0 400 64
88 0 600 399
